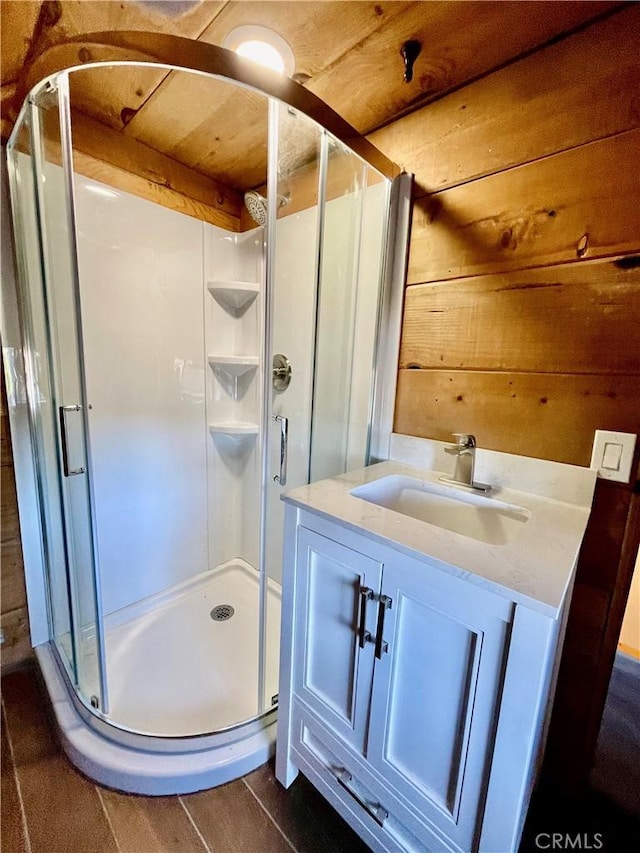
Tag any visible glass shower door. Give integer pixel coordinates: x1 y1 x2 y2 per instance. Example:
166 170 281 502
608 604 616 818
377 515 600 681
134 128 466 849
260 102 390 713
310 138 390 481
31 75 108 713
260 103 324 711
6 110 76 682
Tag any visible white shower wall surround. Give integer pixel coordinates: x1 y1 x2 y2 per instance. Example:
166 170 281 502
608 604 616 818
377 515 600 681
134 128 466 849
75 178 209 616
76 177 267 615
204 223 263 577
75 180 273 615
71 171 383 615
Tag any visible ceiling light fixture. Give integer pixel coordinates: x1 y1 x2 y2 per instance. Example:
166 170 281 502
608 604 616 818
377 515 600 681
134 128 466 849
223 26 295 76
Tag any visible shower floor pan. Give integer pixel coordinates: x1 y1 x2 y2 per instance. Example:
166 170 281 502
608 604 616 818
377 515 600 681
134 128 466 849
36 560 281 794
102 559 281 736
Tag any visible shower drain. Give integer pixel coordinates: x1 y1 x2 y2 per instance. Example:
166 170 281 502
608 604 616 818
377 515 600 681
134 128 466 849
210 604 235 622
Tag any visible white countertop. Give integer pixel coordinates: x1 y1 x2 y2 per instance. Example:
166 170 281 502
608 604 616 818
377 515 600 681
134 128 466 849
281 460 596 620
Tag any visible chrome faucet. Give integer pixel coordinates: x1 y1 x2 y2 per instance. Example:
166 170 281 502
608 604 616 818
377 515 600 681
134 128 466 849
441 433 491 493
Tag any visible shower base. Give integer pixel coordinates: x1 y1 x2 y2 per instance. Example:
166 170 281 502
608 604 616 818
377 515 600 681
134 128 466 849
35 560 281 794
102 559 281 736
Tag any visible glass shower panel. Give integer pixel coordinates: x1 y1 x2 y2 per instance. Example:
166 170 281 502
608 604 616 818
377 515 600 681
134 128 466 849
6 110 77 682
309 140 367 482
32 77 107 711
344 169 390 472
261 102 323 710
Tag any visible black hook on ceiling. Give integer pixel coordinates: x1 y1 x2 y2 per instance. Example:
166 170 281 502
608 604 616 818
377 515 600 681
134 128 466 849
400 40 421 83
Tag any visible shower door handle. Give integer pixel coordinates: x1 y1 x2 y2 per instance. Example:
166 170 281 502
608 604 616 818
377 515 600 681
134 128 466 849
59 404 86 477
273 415 289 486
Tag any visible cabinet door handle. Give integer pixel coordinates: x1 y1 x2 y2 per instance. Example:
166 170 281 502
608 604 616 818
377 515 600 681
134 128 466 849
334 768 389 827
272 414 288 486
374 594 392 659
59 404 86 477
358 586 374 648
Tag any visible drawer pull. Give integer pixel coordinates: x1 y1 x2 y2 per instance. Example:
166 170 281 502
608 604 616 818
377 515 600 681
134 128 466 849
334 767 389 827
358 586 374 648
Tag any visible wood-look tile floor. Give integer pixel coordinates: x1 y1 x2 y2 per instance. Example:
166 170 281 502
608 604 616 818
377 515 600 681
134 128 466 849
3 664 639 853
1 664 369 853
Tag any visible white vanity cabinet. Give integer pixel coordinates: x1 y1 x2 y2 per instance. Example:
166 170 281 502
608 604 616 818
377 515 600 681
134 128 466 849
277 505 566 853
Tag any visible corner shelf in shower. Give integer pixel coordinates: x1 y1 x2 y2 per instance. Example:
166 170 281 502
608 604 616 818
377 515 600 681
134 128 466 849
207 355 259 380
207 280 259 312
208 421 259 437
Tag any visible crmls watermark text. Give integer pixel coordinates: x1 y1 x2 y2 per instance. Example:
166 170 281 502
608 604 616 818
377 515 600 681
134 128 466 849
535 833 604 850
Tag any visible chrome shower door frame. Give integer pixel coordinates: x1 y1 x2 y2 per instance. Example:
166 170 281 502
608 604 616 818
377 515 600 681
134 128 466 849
5 75 109 714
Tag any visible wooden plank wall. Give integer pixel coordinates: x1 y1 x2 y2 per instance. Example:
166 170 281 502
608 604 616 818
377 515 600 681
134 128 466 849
0 368 30 672
69 111 243 232
372 5 640 790
1 150 31 673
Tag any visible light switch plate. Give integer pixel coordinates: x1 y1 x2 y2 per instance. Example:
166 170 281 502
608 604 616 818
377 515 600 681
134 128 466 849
590 430 637 482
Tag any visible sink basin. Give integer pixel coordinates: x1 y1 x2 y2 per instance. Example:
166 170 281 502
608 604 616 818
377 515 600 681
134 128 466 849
350 475 530 545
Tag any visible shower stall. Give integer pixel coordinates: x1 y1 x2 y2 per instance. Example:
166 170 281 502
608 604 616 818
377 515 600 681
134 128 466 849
1 34 408 793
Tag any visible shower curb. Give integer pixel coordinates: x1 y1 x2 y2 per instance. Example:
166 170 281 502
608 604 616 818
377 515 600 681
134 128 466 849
36 644 277 795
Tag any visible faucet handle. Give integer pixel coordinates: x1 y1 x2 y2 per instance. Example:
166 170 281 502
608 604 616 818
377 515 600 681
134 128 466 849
452 433 476 448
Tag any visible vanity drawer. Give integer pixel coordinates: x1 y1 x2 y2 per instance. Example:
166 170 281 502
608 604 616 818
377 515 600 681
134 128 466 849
290 701 459 853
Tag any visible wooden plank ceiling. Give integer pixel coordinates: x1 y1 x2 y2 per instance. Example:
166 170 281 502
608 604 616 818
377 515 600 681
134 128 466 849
1 1 621 200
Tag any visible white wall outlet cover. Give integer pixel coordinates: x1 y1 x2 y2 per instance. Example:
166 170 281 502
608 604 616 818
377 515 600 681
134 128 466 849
590 430 637 483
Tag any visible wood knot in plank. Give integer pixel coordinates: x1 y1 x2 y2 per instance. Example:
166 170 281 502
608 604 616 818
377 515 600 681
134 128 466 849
576 233 589 258
490 208 558 253
42 1 62 27
499 228 513 249
121 107 138 126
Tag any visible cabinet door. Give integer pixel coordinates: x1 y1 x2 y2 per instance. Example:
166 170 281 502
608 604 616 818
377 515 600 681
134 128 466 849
293 526 382 755
367 556 512 851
